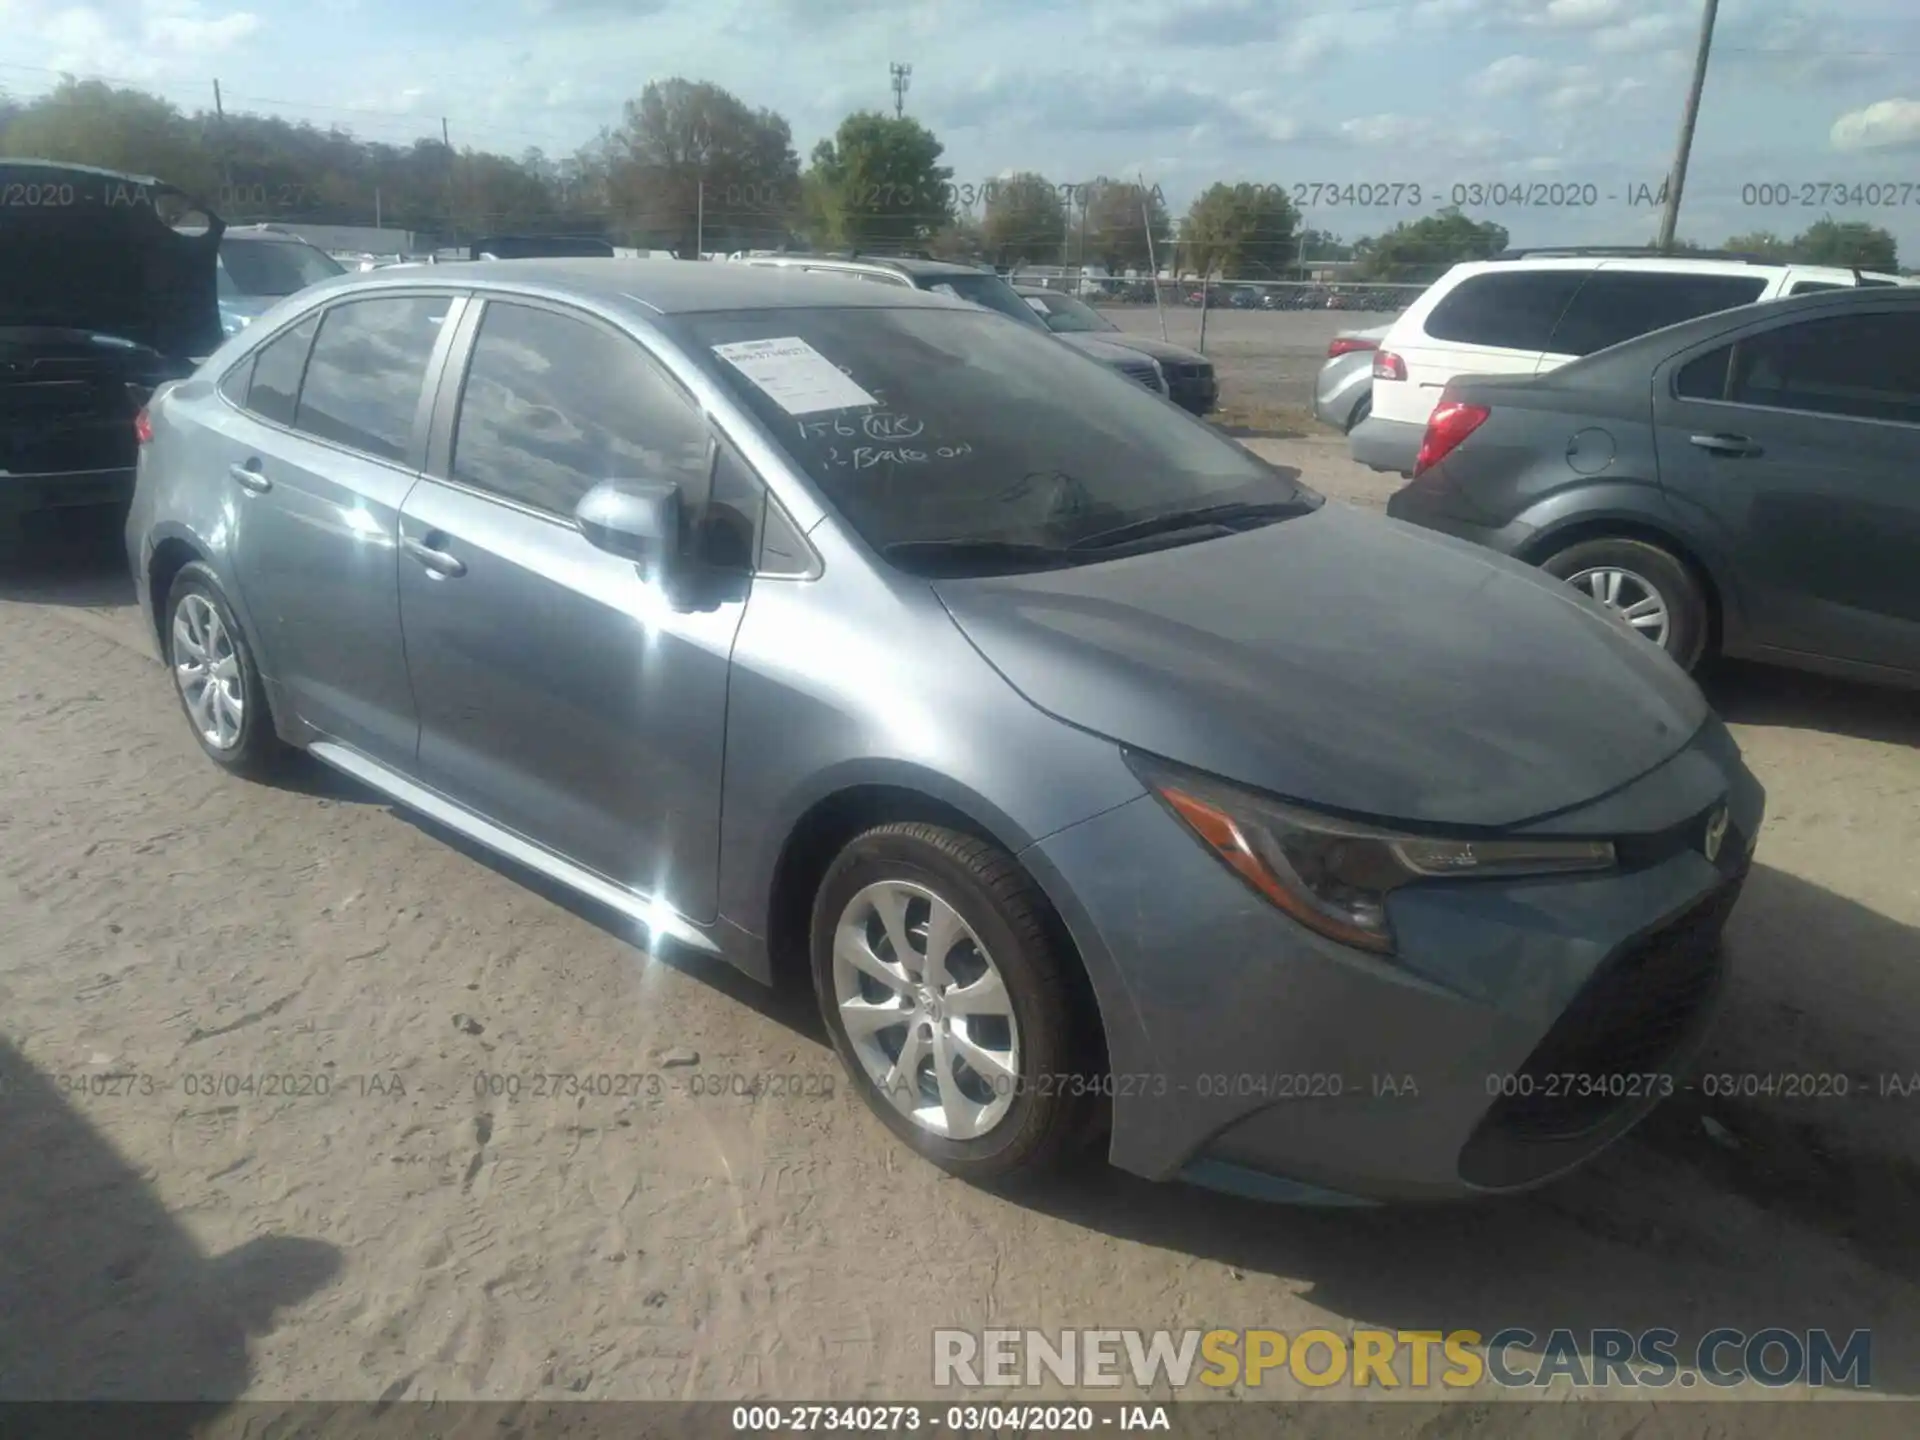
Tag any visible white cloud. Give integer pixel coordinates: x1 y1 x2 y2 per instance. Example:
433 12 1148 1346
1469 55 1554 99
1830 98 1920 152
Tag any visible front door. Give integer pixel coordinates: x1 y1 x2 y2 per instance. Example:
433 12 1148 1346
396 298 750 922
1652 304 1920 671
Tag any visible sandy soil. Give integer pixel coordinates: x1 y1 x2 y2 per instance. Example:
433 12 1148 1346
2 376 1918 1421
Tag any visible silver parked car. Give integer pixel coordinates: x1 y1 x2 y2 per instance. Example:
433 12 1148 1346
127 260 1763 1203
1311 325 1388 433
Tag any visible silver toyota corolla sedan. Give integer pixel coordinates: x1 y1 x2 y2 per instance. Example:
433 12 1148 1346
126 260 1764 1204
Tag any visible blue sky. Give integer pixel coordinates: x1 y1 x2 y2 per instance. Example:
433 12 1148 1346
3 0 1918 254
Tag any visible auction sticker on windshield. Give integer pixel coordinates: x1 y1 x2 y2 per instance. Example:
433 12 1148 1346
711 337 878 415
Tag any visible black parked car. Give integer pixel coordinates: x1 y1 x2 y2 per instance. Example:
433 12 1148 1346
1013 285 1218 415
0 160 224 539
1387 285 1920 687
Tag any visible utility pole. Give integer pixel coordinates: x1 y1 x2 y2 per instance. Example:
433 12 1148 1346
696 177 704 259
441 117 455 242
890 62 912 119
1139 174 1168 342
212 79 233 201
1657 0 1720 252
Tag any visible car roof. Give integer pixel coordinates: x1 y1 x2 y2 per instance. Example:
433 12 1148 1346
743 254 992 279
305 256 967 315
0 156 175 190
222 226 327 244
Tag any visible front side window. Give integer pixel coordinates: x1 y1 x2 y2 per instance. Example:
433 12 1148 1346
293 296 449 462
1422 271 1586 351
1022 292 1118 335
243 313 319 426
1548 271 1768 357
451 301 713 520
917 272 1052 331
683 305 1316 574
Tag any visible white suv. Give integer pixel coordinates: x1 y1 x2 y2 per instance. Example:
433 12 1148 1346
1351 249 1911 474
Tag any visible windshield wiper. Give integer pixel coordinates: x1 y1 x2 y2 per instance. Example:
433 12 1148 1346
879 537 1079 575
1067 498 1317 552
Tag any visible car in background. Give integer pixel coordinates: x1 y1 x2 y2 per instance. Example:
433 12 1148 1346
1386 286 1920 686
1353 248 1913 477
1311 326 1389 433
737 254 1168 396
127 258 1762 1204
0 159 224 538
1014 285 1217 415
469 235 617 261
218 225 347 336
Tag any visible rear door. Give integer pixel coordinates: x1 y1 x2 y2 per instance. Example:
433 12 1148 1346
219 292 463 765
1379 267 1585 427
396 296 754 919
1537 265 1770 373
1651 303 1920 671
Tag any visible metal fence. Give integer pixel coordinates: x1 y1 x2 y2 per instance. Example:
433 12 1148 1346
1019 276 1427 315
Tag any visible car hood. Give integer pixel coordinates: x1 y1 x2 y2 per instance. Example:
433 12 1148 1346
1093 333 1208 367
933 503 1709 829
1055 333 1157 368
0 161 224 360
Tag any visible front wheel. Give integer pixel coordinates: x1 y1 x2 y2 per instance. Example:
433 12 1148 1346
811 822 1098 1185
1540 537 1709 670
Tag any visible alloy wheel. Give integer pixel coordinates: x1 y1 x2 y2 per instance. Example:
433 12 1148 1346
1567 566 1671 650
830 879 1021 1140
172 593 245 750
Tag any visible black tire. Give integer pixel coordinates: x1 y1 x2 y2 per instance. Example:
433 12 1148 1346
1539 536 1710 670
162 561 286 778
1346 393 1371 433
810 822 1099 1186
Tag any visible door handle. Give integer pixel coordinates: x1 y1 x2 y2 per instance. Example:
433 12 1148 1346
1688 433 1762 458
228 462 272 493
401 534 466 578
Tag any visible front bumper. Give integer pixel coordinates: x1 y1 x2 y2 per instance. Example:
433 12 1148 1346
1028 724 1765 1203
1347 414 1424 475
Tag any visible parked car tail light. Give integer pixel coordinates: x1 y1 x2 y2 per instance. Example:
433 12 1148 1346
1372 349 1407 381
133 407 154 445
1328 336 1379 358
1414 401 1490 477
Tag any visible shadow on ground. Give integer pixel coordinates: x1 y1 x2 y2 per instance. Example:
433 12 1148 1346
0 1037 341 1420
0 506 135 609
1704 659 1920 748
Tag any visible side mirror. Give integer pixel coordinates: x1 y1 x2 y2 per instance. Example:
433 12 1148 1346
575 479 680 564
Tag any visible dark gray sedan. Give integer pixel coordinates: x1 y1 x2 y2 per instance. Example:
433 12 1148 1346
1015 285 1217 415
127 260 1761 1203
1387 286 1920 685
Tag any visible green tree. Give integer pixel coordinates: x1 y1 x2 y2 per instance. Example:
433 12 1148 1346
805 110 952 251
597 79 800 256
982 171 1064 266
1180 182 1299 279
927 212 987 264
1721 230 1793 260
1792 218 1898 271
1296 227 1353 265
1081 178 1170 276
1352 207 1507 282
1 79 217 197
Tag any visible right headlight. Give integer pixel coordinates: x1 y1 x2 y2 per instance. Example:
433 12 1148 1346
1126 752 1616 956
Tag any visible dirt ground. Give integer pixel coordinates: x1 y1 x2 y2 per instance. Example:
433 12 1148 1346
2 360 1919 1420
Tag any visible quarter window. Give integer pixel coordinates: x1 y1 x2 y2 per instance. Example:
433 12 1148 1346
1421 271 1586 351
293 297 450 462
243 314 319 426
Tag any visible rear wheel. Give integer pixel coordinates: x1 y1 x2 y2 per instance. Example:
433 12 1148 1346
811 822 1097 1185
1346 393 1371 433
164 562 286 777
1540 537 1709 670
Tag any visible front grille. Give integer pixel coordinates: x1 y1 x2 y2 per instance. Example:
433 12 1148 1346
1481 870 1745 1141
1169 362 1213 382
1120 365 1160 390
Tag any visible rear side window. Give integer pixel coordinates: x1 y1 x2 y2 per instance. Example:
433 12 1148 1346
1421 271 1585 350
243 314 319 426
293 296 450 462
451 301 713 520
1549 272 1768 357
1788 280 1847 296
1708 312 1920 424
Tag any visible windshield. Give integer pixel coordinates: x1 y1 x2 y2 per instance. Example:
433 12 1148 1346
218 237 345 296
915 272 1051 331
1021 291 1117 334
683 306 1313 572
